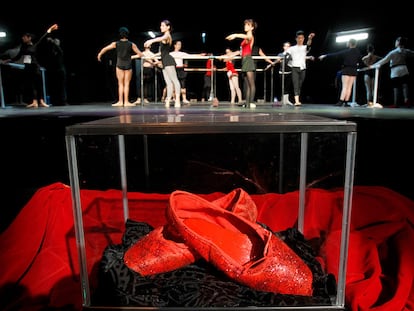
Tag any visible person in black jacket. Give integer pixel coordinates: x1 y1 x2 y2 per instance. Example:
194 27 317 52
7 24 58 108
319 38 361 107
44 36 68 106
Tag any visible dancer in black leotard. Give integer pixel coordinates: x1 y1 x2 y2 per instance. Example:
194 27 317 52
144 20 181 108
97 27 142 107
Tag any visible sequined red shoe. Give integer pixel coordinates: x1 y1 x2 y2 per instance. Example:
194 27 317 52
167 190 313 296
124 188 258 276
124 225 197 275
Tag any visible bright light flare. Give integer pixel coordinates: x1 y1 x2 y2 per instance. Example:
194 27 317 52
335 32 369 43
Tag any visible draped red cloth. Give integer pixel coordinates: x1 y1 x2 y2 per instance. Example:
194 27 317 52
1 182 413 310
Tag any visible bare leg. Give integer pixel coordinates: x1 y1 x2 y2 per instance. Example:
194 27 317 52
182 88 190 104
123 69 136 107
115 68 125 106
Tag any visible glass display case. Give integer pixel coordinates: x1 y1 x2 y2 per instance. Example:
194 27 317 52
65 111 357 310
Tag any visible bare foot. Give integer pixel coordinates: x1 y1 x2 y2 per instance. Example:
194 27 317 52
39 100 49 107
133 98 141 104
124 102 137 107
112 102 123 107
174 96 181 108
26 100 38 108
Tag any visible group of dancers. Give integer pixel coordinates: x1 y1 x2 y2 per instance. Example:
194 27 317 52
9 19 411 109
97 19 316 108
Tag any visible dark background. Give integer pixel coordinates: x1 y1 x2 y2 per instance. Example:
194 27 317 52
1 5 414 234
1 4 413 105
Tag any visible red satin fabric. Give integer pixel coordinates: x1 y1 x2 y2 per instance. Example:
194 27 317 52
1 182 413 310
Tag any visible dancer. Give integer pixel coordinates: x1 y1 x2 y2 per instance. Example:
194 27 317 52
201 52 215 102
217 48 243 104
226 19 257 108
319 38 362 107
370 36 414 108
144 20 181 108
286 30 315 106
133 45 161 104
45 36 68 106
170 40 206 105
362 44 382 106
275 41 293 105
7 24 58 108
97 26 142 107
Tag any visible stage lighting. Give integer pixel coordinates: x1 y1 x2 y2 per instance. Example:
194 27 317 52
335 28 370 43
0 31 6 38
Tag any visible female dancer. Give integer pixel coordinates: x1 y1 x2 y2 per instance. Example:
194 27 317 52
144 20 181 108
319 38 361 107
226 19 257 108
218 48 243 104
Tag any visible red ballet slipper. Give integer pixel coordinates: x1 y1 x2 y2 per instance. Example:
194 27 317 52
167 190 313 296
213 187 258 222
124 188 258 276
124 226 197 276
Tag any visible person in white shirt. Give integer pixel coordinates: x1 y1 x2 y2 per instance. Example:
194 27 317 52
286 30 315 106
170 40 205 105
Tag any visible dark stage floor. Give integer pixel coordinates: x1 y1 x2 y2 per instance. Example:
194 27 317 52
1 100 414 233
2 100 414 120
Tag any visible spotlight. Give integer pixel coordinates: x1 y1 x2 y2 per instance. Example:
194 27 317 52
335 28 370 43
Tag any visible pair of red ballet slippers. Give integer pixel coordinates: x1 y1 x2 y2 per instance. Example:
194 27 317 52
124 188 257 276
124 188 313 296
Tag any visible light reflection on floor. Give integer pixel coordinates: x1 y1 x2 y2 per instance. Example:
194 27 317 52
2 101 414 120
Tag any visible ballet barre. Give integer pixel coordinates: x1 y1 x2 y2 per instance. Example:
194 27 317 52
137 55 283 104
357 66 380 106
0 62 47 108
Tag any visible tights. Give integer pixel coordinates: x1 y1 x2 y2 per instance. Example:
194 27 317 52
243 71 256 104
162 65 181 101
391 75 409 106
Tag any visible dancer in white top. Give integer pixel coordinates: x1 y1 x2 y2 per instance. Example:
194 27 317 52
170 40 205 105
286 30 315 106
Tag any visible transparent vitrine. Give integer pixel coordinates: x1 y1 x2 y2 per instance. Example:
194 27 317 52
65 111 357 310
